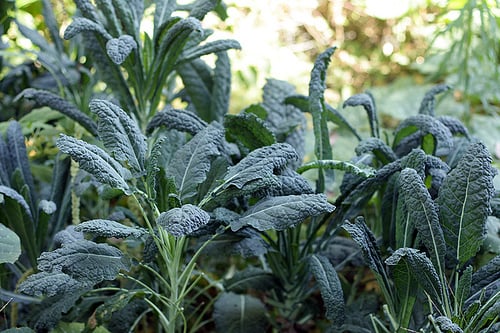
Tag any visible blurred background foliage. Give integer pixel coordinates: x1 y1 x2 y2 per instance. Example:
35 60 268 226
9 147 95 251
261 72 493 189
1 0 499 162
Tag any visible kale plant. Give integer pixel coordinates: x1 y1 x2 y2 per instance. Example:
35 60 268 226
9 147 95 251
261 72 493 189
306 81 499 331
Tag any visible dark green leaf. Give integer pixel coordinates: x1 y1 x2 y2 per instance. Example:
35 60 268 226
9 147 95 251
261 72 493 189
210 51 232 122
231 194 334 231
63 17 111 40
434 316 463 333
309 254 345 326
56 134 131 194
37 240 131 283
154 0 176 37
146 107 208 135
258 168 314 197
106 35 137 64
168 123 223 201
188 0 219 20
343 92 379 138
214 292 268 333
31 288 87 331
437 142 496 266
342 217 387 280
355 138 396 165
456 266 473 311
179 39 241 64
176 59 213 119
393 114 453 157
224 113 276 151
90 99 147 175
224 267 278 293
157 204 210 237
7 121 36 206
418 84 451 116
437 116 469 137
309 47 336 191
384 246 417 328
53 225 84 247
398 168 446 275
386 247 445 317
470 255 500 296
94 0 122 36
75 219 147 238
220 143 297 190
18 272 82 297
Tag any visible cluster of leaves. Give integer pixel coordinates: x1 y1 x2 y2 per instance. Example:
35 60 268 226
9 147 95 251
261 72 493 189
0 1 499 333
324 85 500 332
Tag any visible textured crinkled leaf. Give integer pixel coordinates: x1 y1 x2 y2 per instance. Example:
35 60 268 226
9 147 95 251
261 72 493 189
176 59 213 119
74 0 100 22
75 219 147 239
94 0 122 36
386 247 444 314
31 288 87 331
20 90 84 125
154 0 176 36
38 199 56 215
435 316 463 333
384 245 417 327
257 168 314 197
155 17 202 72
398 168 446 273
214 292 267 333
157 204 210 237
224 267 278 293
56 135 131 194
393 114 453 156
53 225 84 247
179 39 241 63
437 142 496 266
309 254 345 326
221 143 298 190
339 160 402 222
470 255 500 296
437 116 469 137
90 99 147 174
7 121 36 205
309 47 336 190
0 185 33 220
0 136 12 186
355 138 397 164
106 35 137 64
224 112 276 151
343 92 379 138
205 227 270 257
168 123 223 200
111 0 142 37
418 84 451 116
37 240 130 282
18 272 82 297
63 17 112 40
231 194 334 231
342 217 386 278
146 107 207 135
456 266 473 311
188 0 219 20
0 223 21 264
210 51 232 122
261 79 307 166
